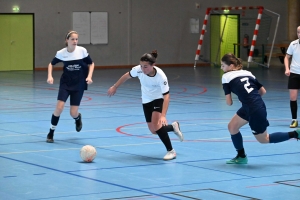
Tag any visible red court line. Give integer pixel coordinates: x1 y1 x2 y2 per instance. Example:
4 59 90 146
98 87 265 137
116 121 257 142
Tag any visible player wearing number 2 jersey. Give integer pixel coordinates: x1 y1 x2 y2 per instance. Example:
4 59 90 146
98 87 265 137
221 53 300 164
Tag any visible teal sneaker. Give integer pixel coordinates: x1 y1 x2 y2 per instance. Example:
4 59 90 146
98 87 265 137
226 155 248 164
295 129 300 140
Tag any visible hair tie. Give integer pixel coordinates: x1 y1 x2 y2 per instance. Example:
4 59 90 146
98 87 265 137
66 31 77 39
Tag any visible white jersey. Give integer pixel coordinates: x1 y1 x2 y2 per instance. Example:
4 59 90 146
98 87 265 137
130 65 169 103
286 39 300 74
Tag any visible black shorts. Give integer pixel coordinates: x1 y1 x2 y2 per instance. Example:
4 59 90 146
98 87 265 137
288 72 300 89
57 88 84 106
142 99 164 122
237 107 269 135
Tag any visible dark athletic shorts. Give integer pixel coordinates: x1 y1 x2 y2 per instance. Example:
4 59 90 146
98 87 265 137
288 72 300 89
142 99 164 122
57 88 84 106
237 106 269 135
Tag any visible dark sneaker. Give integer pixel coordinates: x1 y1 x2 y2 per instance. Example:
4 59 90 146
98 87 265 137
46 133 54 143
290 120 298 128
75 113 82 132
226 155 248 164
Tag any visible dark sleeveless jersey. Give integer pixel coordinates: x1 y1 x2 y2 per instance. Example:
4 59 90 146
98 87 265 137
222 70 265 114
51 46 93 91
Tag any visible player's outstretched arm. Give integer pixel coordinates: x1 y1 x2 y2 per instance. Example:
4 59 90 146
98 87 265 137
107 72 132 97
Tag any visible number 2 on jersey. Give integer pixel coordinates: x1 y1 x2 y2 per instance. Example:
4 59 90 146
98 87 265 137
240 77 254 93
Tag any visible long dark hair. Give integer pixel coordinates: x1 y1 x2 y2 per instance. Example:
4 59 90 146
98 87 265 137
140 50 158 65
221 53 243 70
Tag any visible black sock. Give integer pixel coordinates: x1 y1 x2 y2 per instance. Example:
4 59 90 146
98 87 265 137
237 149 246 158
74 114 80 120
51 114 60 125
156 126 173 151
290 100 297 119
163 125 174 132
48 114 60 138
288 131 298 138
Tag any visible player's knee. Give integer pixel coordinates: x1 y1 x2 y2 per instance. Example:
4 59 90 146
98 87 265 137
228 123 238 134
255 136 269 144
257 139 269 144
149 122 161 133
147 124 157 134
70 110 78 118
55 107 64 115
148 127 157 134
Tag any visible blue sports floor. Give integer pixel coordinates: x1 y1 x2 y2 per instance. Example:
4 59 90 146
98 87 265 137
1 65 300 200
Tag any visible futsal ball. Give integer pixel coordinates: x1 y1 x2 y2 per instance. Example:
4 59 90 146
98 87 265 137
80 145 97 162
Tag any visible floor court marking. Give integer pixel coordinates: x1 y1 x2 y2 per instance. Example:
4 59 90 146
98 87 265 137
0 154 293 200
180 163 255 178
0 155 180 200
275 179 300 188
0 152 300 198
162 188 261 200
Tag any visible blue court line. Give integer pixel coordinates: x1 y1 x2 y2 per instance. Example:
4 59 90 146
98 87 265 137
3 176 17 178
65 148 300 178
0 155 179 200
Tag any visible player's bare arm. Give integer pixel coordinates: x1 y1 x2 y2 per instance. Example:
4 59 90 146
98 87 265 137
225 94 233 106
107 72 132 97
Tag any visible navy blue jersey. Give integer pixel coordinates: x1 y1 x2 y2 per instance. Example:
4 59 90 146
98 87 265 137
51 46 93 91
222 70 265 114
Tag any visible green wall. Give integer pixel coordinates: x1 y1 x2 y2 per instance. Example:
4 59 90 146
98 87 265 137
210 15 239 66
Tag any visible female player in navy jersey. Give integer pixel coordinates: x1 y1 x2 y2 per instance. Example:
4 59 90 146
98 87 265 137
107 50 183 160
46 30 94 143
221 53 300 164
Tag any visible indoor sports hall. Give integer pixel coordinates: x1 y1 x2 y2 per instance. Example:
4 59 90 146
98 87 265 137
1 65 300 200
1 0 300 199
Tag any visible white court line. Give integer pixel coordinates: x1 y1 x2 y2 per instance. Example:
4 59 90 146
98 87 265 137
0 142 163 155
0 127 151 138
0 117 289 138
0 134 256 155
0 123 227 138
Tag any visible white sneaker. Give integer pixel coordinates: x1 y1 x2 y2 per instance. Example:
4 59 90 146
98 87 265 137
163 149 176 160
172 121 184 142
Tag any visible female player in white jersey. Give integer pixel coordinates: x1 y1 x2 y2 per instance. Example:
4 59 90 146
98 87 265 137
284 26 300 128
46 30 95 143
107 50 183 160
221 53 300 164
